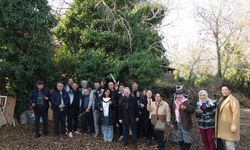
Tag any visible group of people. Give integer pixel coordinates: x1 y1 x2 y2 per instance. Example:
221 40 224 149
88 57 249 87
29 78 240 150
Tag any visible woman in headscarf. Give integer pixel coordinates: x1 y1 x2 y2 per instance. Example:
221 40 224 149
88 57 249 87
195 90 216 150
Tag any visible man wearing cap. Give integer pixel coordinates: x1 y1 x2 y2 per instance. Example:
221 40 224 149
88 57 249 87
29 80 50 138
171 89 195 150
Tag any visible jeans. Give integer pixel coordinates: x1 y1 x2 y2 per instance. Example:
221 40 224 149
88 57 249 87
199 128 215 150
53 111 66 135
93 110 100 134
67 109 79 132
34 109 48 136
175 123 192 143
102 125 113 142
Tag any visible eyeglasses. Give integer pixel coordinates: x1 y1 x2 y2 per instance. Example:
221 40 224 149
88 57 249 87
199 94 206 97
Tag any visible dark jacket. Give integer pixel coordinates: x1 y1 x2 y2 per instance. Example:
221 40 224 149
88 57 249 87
118 95 139 125
51 90 70 112
141 97 154 121
98 97 116 125
29 88 50 111
171 99 195 131
80 95 90 112
68 90 81 111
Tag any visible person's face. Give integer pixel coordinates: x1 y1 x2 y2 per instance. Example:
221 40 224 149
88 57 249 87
108 82 114 90
72 83 78 91
199 92 206 101
94 83 100 90
119 86 124 93
68 79 73 85
124 89 130 97
104 90 110 97
146 90 152 98
221 86 231 97
100 81 105 87
37 84 44 90
84 90 89 96
57 83 64 91
81 82 87 88
155 94 162 102
176 94 184 100
132 83 138 91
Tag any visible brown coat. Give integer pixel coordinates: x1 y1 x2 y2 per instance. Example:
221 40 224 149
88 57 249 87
147 100 171 126
171 99 195 131
215 94 240 141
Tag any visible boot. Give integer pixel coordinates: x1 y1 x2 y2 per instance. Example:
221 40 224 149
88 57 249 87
179 141 185 150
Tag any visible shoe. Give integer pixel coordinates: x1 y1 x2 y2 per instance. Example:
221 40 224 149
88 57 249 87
74 131 80 135
146 139 151 146
119 136 123 141
69 132 73 138
34 134 40 138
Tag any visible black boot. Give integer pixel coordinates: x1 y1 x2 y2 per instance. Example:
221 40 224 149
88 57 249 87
179 141 184 150
183 142 191 150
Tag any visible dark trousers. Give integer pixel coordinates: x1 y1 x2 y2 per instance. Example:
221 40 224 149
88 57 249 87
34 109 48 136
154 130 165 149
216 138 225 150
123 121 137 145
142 118 154 140
53 111 66 135
67 109 79 132
118 122 123 136
80 111 94 133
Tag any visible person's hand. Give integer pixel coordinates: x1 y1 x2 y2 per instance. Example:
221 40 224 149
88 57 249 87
86 108 90 112
180 104 187 110
196 108 203 113
100 108 103 111
231 126 237 133
44 97 49 100
119 120 122 123
109 101 112 105
32 103 35 107
59 104 65 108
140 103 145 108
136 118 139 122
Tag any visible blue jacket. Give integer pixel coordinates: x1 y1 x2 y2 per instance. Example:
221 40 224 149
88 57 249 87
29 88 50 110
50 90 70 112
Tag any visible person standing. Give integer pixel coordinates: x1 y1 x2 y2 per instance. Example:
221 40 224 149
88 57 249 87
90 81 104 137
67 83 81 137
171 90 195 150
147 93 171 150
51 82 70 136
195 90 216 150
215 84 240 150
80 89 94 134
29 80 50 138
141 90 155 146
99 89 116 142
119 87 139 148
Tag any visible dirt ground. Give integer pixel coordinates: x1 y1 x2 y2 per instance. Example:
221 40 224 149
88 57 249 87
0 108 250 150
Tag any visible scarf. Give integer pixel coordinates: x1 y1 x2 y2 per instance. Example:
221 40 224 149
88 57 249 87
175 97 188 122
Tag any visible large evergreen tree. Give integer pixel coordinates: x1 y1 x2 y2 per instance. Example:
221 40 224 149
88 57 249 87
55 0 168 87
0 0 56 114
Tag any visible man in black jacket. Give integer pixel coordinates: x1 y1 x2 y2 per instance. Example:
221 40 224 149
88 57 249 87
51 82 70 136
67 83 81 137
29 80 50 138
119 87 139 147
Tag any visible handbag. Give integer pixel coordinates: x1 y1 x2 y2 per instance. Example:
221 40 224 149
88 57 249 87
154 103 166 131
155 120 166 131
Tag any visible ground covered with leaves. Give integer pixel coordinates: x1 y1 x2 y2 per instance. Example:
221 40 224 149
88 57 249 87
1 108 250 150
